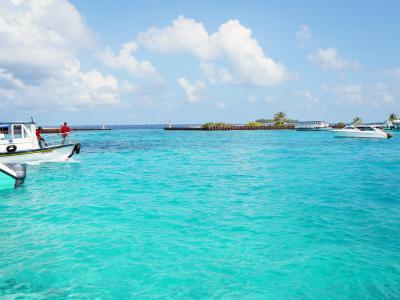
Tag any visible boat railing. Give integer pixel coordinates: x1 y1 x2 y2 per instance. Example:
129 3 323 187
41 132 78 147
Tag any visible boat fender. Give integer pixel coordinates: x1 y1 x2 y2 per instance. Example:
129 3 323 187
6 145 17 152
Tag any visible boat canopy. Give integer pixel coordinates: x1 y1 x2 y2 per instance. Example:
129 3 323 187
0 121 35 126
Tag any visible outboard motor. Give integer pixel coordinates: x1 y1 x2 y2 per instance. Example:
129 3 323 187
6 164 26 187
68 143 81 158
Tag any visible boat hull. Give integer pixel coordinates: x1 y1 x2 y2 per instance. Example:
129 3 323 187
331 130 388 139
0 163 26 191
296 127 332 131
0 144 78 163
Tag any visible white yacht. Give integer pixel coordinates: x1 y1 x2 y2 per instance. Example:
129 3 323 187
295 121 331 131
331 125 392 139
0 121 81 163
389 120 400 130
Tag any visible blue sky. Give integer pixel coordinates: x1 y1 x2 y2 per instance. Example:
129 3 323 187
0 0 399 125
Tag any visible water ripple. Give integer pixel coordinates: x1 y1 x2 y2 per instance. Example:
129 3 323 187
1 130 399 299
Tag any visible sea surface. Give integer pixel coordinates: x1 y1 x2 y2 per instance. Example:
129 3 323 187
0 129 399 299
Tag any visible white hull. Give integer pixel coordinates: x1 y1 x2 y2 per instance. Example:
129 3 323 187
296 127 332 131
0 163 26 190
332 130 388 139
0 144 76 164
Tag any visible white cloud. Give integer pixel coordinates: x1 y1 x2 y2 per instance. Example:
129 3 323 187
119 81 139 93
177 77 205 103
80 69 117 91
200 63 217 84
78 68 120 105
218 67 234 83
0 0 125 110
248 96 257 103
385 68 400 82
372 83 395 105
216 101 226 109
138 16 215 60
323 84 363 105
212 20 288 86
0 68 26 89
200 62 234 84
97 42 164 84
308 48 360 71
373 69 400 105
138 16 289 87
0 0 94 79
323 80 399 108
1 60 121 109
264 95 276 103
297 90 319 105
296 25 312 47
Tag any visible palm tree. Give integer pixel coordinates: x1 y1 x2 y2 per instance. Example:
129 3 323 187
273 111 286 125
353 116 362 125
388 113 399 122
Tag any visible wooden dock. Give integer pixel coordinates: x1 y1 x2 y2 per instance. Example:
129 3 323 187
164 125 295 131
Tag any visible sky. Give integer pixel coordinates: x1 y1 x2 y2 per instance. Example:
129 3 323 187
0 0 399 125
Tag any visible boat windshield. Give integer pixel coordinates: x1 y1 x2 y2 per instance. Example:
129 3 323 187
358 127 375 131
0 123 35 139
0 125 9 140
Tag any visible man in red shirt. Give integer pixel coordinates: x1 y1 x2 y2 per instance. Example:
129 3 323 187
60 122 71 145
35 126 47 148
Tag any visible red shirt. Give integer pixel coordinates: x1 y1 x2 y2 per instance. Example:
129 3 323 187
35 129 41 139
61 125 71 136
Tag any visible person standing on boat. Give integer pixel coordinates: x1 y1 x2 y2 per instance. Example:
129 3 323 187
35 126 47 148
60 122 71 145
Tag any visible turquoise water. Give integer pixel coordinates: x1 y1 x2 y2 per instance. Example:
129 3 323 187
1 129 399 299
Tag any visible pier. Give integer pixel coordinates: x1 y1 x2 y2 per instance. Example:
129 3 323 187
42 127 111 133
164 125 295 131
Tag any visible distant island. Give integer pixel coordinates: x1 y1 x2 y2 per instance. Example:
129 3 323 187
165 112 400 131
202 112 296 129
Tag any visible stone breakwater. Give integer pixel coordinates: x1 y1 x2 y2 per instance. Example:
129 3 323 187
164 125 295 131
42 127 111 133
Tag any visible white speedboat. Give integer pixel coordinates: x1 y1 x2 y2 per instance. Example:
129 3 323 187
0 163 26 191
0 122 81 163
331 125 392 139
390 120 400 130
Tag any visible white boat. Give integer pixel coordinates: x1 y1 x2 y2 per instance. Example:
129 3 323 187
387 119 400 130
0 122 81 163
331 125 392 139
295 121 331 131
0 163 26 191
